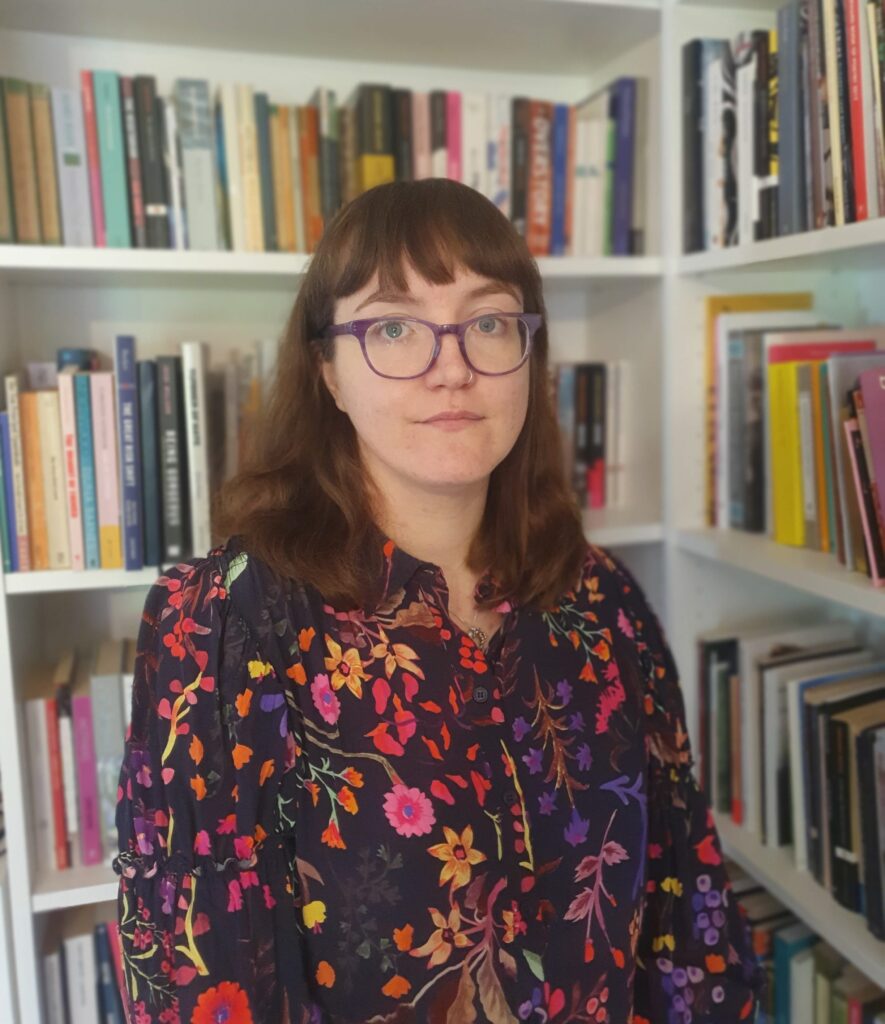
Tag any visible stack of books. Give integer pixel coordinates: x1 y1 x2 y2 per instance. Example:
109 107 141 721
683 0 885 252
0 72 649 258
697 618 885 942
0 334 278 574
705 291 885 588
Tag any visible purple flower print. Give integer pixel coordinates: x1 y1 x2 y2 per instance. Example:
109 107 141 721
564 808 590 847
538 791 557 816
522 748 543 775
512 716 532 742
555 679 573 705
577 743 593 771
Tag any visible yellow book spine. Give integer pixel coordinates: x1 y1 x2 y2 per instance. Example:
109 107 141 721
19 391 49 569
358 154 395 193
778 363 805 546
99 524 122 568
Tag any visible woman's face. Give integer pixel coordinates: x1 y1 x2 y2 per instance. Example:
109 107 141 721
321 261 531 496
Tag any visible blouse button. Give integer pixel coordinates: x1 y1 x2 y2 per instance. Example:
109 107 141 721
473 685 489 703
503 788 518 805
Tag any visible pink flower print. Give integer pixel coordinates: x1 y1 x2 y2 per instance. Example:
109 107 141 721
311 673 341 725
383 783 436 837
617 606 634 639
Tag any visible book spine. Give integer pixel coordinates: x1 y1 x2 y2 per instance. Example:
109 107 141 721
682 41 704 252
89 372 123 569
138 361 162 567
92 70 130 247
238 83 263 251
510 97 529 237
611 78 636 255
36 391 71 569
254 91 277 251
836 0 858 220
550 103 569 257
120 76 147 248
79 72 106 245
3 78 41 242
50 88 93 246
74 374 101 570
90 669 125 865
72 693 102 865
430 90 448 179
157 356 188 561
134 75 170 248
844 417 885 582
0 413 17 572
564 103 575 255
44 697 69 870
181 341 212 557
115 335 143 570
845 0 870 217
4 376 30 570
161 95 186 250
0 81 15 242
55 687 80 867
20 391 49 570
588 365 607 508
526 100 553 256
57 372 85 571
25 698 55 879
446 91 462 182
29 83 62 244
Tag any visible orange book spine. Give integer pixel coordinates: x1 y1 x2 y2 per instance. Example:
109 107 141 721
19 390 49 569
525 99 553 256
299 106 324 252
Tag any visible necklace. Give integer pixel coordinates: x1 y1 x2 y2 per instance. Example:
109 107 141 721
449 604 489 652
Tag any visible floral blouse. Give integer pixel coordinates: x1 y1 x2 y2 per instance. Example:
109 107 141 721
113 532 766 1024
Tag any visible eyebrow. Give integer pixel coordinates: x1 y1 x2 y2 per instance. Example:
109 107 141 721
353 280 522 314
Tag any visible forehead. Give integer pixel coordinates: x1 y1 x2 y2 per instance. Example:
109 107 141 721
339 261 522 312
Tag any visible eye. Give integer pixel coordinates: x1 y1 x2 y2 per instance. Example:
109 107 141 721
380 320 408 340
476 316 505 334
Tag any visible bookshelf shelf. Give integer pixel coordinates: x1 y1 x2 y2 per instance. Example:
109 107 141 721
31 864 116 914
0 245 663 286
584 509 665 546
713 813 885 989
2 567 163 596
677 217 885 274
674 527 885 616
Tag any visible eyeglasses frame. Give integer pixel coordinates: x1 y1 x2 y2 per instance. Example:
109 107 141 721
320 311 543 380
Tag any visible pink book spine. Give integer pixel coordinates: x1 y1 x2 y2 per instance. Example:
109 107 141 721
90 371 122 565
80 70 106 247
72 693 103 864
57 372 85 571
843 417 885 586
446 92 461 182
860 368 885 517
411 92 431 179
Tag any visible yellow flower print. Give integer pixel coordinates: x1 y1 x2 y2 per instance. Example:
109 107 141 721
323 636 368 698
410 906 473 967
370 636 425 680
303 900 327 928
427 825 487 891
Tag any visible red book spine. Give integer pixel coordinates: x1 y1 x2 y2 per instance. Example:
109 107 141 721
44 697 69 870
766 339 876 362
845 0 869 219
526 100 553 256
80 70 106 246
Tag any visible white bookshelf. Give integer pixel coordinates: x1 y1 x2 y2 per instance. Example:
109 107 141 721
0 0 883 1021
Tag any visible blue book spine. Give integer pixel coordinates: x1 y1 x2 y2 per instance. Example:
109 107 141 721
92 70 132 248
611 77 636 256
0 412 15 572
550 103 569 256
74 374 101 570
115 335 143 570
137 360 162 567
94 922 125 1024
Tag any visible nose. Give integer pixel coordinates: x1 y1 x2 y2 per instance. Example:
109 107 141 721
426 326 473 385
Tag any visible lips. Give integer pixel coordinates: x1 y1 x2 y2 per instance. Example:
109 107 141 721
423 412 482 423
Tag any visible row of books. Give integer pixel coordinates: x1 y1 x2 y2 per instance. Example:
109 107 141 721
729 851 885 1024
41 906 128 1024
697 617 885 943
0 335 279 573
26 640 135 874
708 291 885 587
0 71 649 259
552 361 628 511
683 0 885 253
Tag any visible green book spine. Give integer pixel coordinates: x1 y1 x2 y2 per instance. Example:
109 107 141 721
92 70 131 247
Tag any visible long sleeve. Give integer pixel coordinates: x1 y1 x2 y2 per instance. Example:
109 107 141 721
113 550 303 1024
606 553 768 1024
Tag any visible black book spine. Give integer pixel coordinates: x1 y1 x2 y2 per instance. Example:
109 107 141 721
829 716 857 908
138 359 163 567
157 355 189 562
510 97 530 238
134 76 170 248
682 40 704 253
835 0 856 221
847 407 885 577
429 90 447 162
254 93 276 252
857 728 885 937
808 702 825 882
392 89 413 182
572 364 590 509
588 365 606 508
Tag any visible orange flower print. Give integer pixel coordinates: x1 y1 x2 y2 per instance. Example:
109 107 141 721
427 825 487 890
191 980 254 1024
324 636 368 698
410 906 474 967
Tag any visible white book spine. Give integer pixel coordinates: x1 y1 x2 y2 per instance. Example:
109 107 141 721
58 369 85 572
238 83 263 251
163 95 186 250
57 707 80 868
63 931 100 1024
50 87 93 246
176 81 221 251
585 95 608 259
42 950 66 1024
705 58 724 250
737 54 756 245
289 106 306 253
25 699 55 880
4 374 30 570
219 83 245 251
37 391 71 570
461 92 487 194
181 340 212 556
493 94 511 220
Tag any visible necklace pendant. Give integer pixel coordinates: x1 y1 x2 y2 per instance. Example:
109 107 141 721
468 625 488 650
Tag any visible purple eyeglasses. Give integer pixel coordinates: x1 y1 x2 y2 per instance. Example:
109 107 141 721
321 312 543 380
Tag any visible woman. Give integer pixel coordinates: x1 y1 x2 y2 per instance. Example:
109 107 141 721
114 178 766 1024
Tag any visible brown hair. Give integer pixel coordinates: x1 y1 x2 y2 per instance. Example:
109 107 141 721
213 178 588 612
